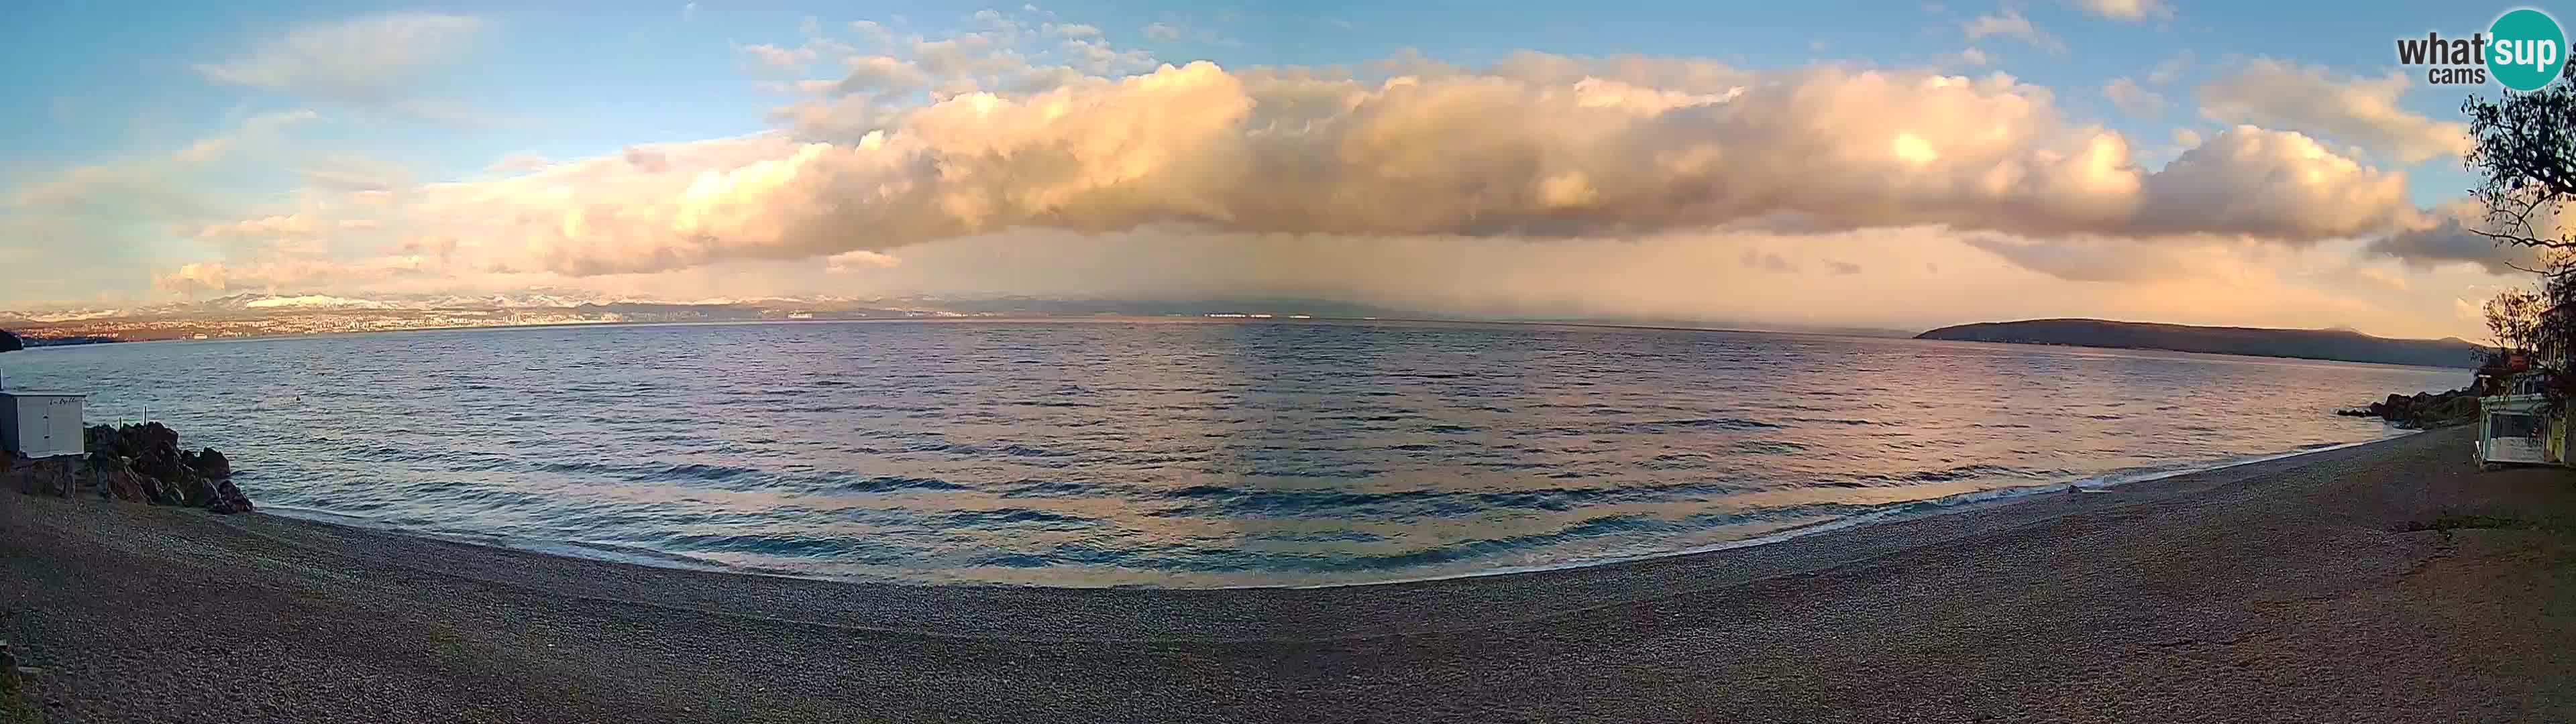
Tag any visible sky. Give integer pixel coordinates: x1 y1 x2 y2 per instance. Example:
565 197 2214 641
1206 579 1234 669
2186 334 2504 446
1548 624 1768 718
0 1 2564 339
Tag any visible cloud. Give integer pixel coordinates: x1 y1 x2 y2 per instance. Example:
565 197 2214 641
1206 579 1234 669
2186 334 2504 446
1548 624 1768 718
850 20 893 45
1141 22 1181 41
1961 11 2066 54
193 13 482 107
2196 58 2473 164
2101 77 2164 118
824 249 902 271
152 262 233 294
741 43 818 71
2067 0 2171 22
9 109 319 221
354 59 2418 280
1741 250 1799 272
2370 199 2555 274
195 215 319 240
2145 50 2194 84
394 235 460 257
832 55 933 95
297 154 409 192
2136 125 2410 239
488 152 549 172
1962 235 2192 282
623 147 670 172
821 227 2442 337
2352 265 2410 292
105 24 2477 339
1049 23 1102 39
151 257 438 294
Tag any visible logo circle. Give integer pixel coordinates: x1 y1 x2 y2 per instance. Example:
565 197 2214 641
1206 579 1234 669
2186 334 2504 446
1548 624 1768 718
2488 8 2567 91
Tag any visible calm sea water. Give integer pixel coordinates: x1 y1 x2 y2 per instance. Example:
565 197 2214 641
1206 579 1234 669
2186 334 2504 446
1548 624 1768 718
3 320 2467 587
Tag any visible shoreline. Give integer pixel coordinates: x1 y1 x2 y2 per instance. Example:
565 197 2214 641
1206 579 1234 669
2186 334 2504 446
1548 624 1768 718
240 429 2426 592
5 425 2570 721
11 316 2483 373
1307 430 2422 591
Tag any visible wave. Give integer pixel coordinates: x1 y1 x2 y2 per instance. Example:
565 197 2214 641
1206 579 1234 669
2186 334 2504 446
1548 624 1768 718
1273 432 2416 589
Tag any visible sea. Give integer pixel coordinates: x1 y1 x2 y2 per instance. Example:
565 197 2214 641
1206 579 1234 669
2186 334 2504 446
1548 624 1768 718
1 319 2469 587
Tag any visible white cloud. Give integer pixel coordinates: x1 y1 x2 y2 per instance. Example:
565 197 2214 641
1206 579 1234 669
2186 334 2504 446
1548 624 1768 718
2145 50 2194 84
193 13 482 106
195 214 319 240
2196 58 2473 164
297 154 409 192
345 60 2417 282
10 109 319 221
2137 125 2410 239
2101 77 2164 118
741 43 818 71
152 257 438 295
488 152 549 172
86 20 2483 338
1141 22 1181 41
831 55 933 94
850 20 893 45
2067 0 2171 22
1961 11 2066 54
824 249 902 271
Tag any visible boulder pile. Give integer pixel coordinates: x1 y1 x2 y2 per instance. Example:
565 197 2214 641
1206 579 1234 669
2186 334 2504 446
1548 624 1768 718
3 422 250 514
2337 388 2481 430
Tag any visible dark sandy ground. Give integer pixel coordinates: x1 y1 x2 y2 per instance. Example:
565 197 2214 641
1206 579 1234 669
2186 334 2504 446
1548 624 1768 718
3 426 2571 723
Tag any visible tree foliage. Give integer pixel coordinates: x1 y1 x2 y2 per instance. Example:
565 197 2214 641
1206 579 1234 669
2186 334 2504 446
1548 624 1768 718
2465 70 2576 404
2462 76 2576 267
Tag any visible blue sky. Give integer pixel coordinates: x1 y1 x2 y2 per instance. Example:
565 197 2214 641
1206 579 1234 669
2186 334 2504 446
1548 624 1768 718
0 1 2563 339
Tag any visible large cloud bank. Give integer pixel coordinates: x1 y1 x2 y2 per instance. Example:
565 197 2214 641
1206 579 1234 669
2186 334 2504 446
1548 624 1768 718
468 59 2413 278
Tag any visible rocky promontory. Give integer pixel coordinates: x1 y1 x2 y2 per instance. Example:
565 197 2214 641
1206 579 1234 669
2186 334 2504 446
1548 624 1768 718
2337 388 2481 429
2 422 251 514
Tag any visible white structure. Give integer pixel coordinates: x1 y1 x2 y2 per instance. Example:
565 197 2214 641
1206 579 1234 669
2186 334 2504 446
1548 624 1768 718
1 392 87 459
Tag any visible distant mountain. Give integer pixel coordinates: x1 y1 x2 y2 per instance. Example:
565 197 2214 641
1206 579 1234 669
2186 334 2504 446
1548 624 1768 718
1915 318 2489 369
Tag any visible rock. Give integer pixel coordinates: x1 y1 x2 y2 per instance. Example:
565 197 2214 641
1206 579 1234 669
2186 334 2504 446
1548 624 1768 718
36 421 252 512
78 455 148 503
207 479 253 514
3 457 78 497
2345 387 2482 429
184 448 231 479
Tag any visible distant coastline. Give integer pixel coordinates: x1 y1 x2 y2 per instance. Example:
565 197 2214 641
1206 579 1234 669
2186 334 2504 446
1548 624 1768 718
1916 318 2487 369
1 292 1915 345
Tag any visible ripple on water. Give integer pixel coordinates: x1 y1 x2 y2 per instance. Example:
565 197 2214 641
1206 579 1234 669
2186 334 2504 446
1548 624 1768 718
3 320 2466 587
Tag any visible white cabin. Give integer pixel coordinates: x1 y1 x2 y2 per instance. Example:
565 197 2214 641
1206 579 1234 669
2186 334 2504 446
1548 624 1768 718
1 392 87 459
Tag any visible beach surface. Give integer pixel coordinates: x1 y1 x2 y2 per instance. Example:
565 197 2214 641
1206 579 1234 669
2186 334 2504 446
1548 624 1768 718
3 425 2571 723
